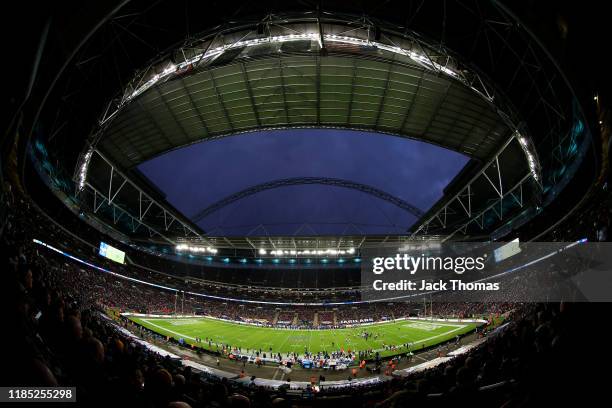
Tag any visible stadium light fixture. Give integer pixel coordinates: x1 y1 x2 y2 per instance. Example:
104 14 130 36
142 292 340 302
115 32 468 112
77 147 94 191
175 244 218 254
162 64 176 75
268 248 356 257
515 131 540 183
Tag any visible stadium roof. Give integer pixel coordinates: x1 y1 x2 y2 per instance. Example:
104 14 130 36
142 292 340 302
54 3 589 248
93 17 517 171
97 58 508 171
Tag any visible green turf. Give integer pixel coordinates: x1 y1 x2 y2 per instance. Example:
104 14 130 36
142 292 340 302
128 316 481 359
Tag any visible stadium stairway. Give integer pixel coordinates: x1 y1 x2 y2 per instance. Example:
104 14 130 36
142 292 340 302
272 310 279 325
314 311 319 327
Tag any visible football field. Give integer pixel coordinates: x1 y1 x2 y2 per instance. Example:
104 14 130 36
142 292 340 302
128 316 481 358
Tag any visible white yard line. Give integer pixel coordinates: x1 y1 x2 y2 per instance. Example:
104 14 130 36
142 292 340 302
369 325 467 354
401 322 469 328
142 319 197 341
139 318 469 355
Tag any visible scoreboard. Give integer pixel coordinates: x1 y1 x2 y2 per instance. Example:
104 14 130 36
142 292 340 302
99 242 125 264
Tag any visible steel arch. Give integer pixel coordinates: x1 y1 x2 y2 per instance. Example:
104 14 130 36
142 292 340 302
191 177 424 223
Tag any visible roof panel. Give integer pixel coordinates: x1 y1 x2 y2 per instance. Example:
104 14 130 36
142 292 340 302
98 54 512 170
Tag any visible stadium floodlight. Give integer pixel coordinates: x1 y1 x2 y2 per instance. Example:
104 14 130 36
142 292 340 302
175 244 218 254
259 248 267 255
515 131 540 183
162 64 176 75
115 31 471 114
262 247 358 258
77 147 94 191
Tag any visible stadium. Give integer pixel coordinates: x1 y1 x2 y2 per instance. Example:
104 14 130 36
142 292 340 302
2 1 609 406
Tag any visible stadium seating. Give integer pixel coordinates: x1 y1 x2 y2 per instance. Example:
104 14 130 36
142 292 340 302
3 168 608 406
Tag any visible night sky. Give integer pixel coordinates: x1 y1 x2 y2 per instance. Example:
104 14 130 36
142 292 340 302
138 129 468 236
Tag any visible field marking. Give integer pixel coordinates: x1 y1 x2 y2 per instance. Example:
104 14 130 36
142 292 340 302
185 316 467 330
169 319 202 326
351 325 468 355
402 322 446 331
378 326 466 351
138 318 471 355
141 319 197 340
157 317 468 331
276 329 294 354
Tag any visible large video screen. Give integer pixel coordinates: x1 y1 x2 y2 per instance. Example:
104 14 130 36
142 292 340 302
99 242 125 264
493 238 521 263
